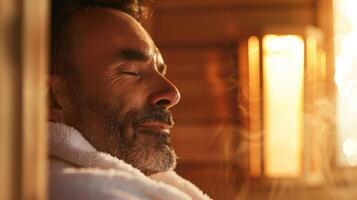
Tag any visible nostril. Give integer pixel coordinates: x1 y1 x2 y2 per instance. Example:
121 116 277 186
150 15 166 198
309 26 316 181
156 99 171 107
148 77 180 108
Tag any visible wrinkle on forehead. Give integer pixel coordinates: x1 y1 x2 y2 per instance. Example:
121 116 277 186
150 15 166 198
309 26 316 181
68 8 156 51
64 7 164 70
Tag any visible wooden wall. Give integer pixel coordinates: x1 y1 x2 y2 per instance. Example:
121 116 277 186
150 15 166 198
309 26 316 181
0 1 49 200
151 0 333 199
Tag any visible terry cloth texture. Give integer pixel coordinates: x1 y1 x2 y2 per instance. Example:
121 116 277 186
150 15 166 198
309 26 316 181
49 122 212 200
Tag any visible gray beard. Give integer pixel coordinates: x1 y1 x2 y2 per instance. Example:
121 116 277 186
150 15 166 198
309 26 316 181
104 109 178 175
67 80 177 175
115 129 177 175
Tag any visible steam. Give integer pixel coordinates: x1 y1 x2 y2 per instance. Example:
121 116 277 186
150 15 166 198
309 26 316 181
223 80 357 200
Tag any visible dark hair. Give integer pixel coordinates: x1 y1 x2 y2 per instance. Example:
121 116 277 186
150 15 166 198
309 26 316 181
50 0 151 75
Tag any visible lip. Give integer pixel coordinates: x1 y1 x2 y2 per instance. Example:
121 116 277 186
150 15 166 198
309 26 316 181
138 121 172 133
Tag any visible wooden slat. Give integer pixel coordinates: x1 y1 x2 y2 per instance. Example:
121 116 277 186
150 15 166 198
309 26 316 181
153 6 314 46
0 1 49 200
155 0 314 10
172 124 231 162
316 0 334 85
160 48 237 162
176 162 237 200
21 0 49 199
0 1 24 200
163 47 237 123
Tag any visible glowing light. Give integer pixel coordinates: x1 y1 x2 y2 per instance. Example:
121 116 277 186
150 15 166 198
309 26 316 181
263 34 304 177
334 0 357 166
343 138 357 166
340 32 357 55
334 55 353 86
338 80 357 100
343 139 357 157
335 0 357 22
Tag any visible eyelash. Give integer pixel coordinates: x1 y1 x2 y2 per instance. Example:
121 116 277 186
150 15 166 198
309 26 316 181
121 71 139 76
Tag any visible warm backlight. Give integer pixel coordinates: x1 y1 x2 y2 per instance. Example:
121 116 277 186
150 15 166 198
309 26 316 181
334 0 357 166
248 36 262 177
263 35 304 177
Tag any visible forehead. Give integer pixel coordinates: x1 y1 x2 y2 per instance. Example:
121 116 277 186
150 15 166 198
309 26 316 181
68 8 158 58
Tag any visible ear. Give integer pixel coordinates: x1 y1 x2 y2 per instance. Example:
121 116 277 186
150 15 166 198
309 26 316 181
48 75 68 122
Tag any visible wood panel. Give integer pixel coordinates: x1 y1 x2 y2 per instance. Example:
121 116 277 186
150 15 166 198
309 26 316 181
156 0 315 9
0 0 49 200
164 47 237 123
172 124 230 162
162 47 238 162
21 1 49 199
152 1 322 199
0 2 21 199
176 163 236 200
153 3 315 46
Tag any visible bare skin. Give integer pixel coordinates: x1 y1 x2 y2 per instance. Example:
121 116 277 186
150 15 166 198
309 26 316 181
49 8 180 175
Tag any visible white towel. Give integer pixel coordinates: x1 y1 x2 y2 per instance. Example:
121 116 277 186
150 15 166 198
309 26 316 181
49 122 212 200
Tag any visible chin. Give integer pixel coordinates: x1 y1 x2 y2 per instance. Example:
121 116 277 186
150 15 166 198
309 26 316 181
120 141 178 176
142 145 177 176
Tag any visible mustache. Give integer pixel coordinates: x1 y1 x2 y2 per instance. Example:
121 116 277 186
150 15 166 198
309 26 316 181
133 105 174 128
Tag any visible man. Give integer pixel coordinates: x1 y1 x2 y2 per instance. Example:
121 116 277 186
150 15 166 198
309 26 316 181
49 0 211 199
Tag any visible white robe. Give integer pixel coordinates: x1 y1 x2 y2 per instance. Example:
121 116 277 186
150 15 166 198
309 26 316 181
49 122 212 200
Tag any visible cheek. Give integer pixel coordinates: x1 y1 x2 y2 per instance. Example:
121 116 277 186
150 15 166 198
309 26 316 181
108 85 148 110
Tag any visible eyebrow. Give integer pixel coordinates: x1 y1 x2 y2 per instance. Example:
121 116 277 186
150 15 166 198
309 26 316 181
117 48 150 61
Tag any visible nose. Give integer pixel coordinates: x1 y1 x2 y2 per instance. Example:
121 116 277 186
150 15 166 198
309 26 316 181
148 76 180 109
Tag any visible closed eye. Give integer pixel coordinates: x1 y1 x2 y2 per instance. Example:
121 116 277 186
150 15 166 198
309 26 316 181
121 71 139 76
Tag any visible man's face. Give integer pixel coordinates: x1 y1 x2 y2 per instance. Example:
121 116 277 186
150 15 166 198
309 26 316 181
55 9 180 175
